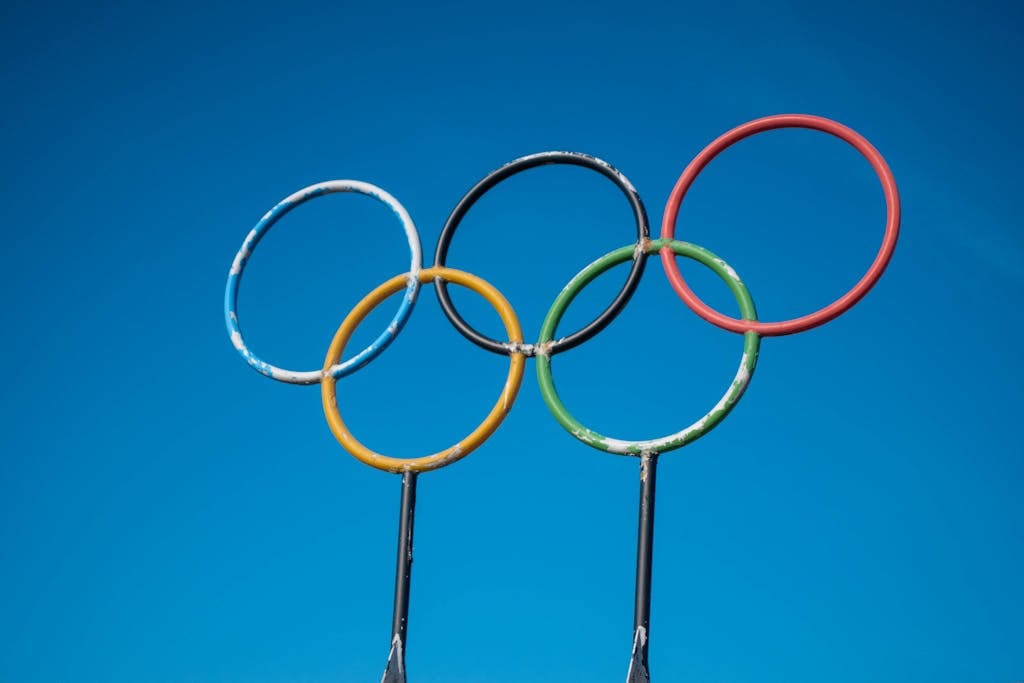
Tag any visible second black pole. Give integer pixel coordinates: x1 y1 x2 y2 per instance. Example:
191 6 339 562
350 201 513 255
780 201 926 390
627 451 658 683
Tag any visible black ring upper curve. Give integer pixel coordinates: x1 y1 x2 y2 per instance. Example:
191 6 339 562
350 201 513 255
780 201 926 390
433 151 650 356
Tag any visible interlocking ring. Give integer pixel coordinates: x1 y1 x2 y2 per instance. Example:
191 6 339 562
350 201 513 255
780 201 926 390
224 180 422 384
537 239 759 454
660 113 901 336
321 267 525 473
433 151 649 356
224 115 898 466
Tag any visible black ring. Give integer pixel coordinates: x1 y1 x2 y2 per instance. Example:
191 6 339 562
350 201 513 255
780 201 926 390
433 151 650 356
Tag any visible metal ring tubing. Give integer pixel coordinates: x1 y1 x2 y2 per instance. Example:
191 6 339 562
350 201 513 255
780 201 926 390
434 150 650 357
659 113 900 336
225 180 422 384
537 238 760 455
321 266 525 473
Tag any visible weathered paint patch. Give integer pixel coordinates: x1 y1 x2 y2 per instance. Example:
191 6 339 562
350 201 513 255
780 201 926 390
380 633 405 683
625 625 650 683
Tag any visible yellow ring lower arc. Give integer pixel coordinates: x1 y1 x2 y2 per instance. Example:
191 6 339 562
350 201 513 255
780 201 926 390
321 266 525 473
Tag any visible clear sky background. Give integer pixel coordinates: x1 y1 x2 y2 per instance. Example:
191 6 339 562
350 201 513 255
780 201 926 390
1 1 1021 682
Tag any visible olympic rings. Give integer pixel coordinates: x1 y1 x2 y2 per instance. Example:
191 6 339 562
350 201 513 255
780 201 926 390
321 267 525 473
434 151 649 357
660 113 901 336
225 180 422 384
224 114 899 469
537 239 759 454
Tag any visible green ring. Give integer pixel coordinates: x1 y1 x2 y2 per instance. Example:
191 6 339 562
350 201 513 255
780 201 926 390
536 238 760 455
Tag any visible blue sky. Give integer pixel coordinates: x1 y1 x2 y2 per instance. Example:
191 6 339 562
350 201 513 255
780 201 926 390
1 1 1021 682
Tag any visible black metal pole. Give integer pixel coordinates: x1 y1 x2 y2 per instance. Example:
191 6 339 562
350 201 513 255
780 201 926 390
627 451 658 683
382 470 417 683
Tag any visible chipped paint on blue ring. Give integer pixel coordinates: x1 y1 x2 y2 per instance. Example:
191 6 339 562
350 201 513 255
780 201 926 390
224 180 422 385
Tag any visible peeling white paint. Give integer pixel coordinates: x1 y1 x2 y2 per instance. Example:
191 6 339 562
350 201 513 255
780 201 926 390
715 257 740 282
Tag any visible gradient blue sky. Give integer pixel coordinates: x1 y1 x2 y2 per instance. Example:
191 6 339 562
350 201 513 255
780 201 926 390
2 1 1021 682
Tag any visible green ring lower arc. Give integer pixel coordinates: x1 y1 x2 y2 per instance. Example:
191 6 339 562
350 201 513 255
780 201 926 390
536 238 760 455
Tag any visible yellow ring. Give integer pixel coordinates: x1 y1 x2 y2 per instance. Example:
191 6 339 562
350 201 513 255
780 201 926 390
321 266 526 473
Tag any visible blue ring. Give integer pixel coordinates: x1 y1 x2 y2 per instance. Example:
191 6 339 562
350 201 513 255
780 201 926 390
224 180 422 385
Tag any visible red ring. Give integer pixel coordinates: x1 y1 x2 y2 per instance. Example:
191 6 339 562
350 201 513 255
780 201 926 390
659 114 901 336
